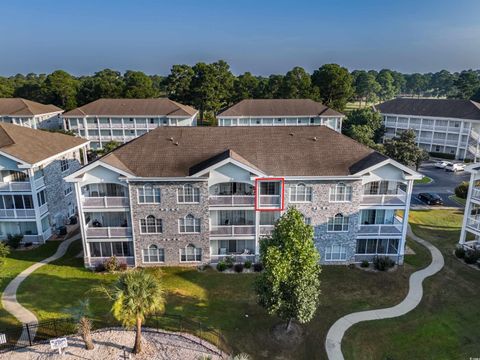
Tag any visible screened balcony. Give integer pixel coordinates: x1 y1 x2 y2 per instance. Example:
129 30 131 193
210 239 256 262
361 181 407 206
85 212 132 238
0 170 31 192
358 209 403 236
0 194 36 219
210 210 255 237
81 183 129 209
257 180 283 209
259 211 281 237
209 182 254 207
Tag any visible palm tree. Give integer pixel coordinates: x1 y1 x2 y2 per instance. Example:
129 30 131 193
106 269 165 354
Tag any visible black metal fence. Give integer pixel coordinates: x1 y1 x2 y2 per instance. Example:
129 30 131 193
0 313 231 356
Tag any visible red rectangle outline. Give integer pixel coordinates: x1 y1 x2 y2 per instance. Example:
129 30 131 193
254 177 285 211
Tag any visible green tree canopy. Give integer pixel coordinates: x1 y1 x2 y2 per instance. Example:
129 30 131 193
123 70 157 98
384 129 428 168
42 70 78 110
376 69 397 100
343 108 384 147
280 66 319 100
233 72 261 102
166 64 194 104
255 207 321 330
312 64 353 110
352 70 381 106
454 70 480 99
77 69 125 105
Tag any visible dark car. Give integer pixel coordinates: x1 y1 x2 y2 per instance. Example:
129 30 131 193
418 193 444 205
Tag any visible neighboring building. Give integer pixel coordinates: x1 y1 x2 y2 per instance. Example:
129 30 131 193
376 98 480 160
217 99 344 132
65 126 420 268
459 163 480 250
0 123 89 243
0 98 63 129
62 98 198 149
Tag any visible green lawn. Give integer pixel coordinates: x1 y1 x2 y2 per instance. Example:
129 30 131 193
449 195 466 206
343 209 480 360
414 176 433 185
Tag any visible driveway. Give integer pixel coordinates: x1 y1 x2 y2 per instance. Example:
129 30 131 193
413 160 469 208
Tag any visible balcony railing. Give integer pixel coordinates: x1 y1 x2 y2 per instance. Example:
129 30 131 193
361 192 406 206
209 195 254 207
471 188 480 201
34 176 45 189
0 182 31 192
86 226 132 238
0 208 36 219
38 203 48 215
210 254 257 263
210 225 255 237
258 195 281 208
82 196 129 208
358 223 403 236
259 225 274 236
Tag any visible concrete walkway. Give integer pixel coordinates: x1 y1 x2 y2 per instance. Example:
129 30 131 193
325 226 444 360
1 234 80 345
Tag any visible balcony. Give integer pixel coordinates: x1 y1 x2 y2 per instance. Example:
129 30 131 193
259 225 274 236
0 182 31 192
258 195 281 208
361 193 406 206
471 188 480 202
209 195 254 207
210 225 255 237
0 208 36 219
358 223 403 236
82 196 129 209
34 176 45 189
86 226 132 238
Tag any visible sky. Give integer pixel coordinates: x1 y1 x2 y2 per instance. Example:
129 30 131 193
1 0 480 76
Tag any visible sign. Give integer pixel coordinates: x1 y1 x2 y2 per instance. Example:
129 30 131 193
50 337 68 354
0 333 6 345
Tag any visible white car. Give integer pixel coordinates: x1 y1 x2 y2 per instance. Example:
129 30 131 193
445 163 465 172
435 161 452 169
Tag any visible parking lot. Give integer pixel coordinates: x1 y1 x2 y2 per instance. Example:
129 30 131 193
412 160 470 208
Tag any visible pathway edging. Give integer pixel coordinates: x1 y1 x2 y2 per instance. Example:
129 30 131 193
1 234 80 344
325 226 444 360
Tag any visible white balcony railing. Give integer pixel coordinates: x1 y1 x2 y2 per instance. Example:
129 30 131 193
470 129 480 141
209 195 254 207
358 223 403 236
471 188 480 201
82 196 129 208
258 195 281 208
38 203 48 215
259 225 274 236
466 217 480 232
34 176 45 189
86 226 132 238
0 182 31 192
210 225 255 237
0 208 36 219
361 193 406 206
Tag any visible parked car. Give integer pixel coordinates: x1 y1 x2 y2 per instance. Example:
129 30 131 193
445 163 465 172
435 160 453 169
418 193 444 205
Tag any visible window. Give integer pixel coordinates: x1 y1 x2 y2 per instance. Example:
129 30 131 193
140 215 163 234
329 183 352 202
327 214 349 232
179 214 200 233
138 184 161 203
289 183 312 202
180 244 202 262
60 159 69 172
142 245 165 263
325 244 347 261
177 184 200 203
64 183 73 196
260 182 280 195
37 190 47 206
356 238 399 255
304 217 312 225
89 241 133 257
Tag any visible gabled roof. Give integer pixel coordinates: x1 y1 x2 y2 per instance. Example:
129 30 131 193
217 99 344 118
0 98 63 116
98 126 389 177
0 123 88 165
375 98 480 120
63 98 198 117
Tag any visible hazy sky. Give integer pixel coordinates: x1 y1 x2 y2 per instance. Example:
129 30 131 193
1 0 479 76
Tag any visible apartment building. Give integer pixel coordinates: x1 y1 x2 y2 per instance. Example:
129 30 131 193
62 98 198 149
0 123 88 243
459 163 480 250
0 98 63 129
376 98 480 160
217 99 344 132
66 126 420 268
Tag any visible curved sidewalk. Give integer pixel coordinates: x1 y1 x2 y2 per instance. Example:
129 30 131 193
1 234 80 345
325 226 444 360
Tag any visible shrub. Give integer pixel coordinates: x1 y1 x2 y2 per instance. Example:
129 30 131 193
253 262 263 272
373 256 395 271
24 242 33 248
225 256 235 268
244 260 252 269
428 152 455 160
118 262 128 271
7 234 23 249
103 256 120 272
360 260 369 268
454 246 466 259
0 242 10 266
464 250 480 265
454 181 469 199
94 262 105 273
234 263 244 273
216 261 227 272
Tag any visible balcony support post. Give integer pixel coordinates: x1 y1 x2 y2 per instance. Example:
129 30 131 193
398 179 414 264
460 172 475 245
28 168 45 243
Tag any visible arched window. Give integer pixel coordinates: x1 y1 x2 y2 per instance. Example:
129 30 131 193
142 244 165 263
289 183 312 203
177 184 200 203
138 184 161 203
327 213 349 232
179 214 200 233
329 183 352 202
140 215 162 233
180 244 202 262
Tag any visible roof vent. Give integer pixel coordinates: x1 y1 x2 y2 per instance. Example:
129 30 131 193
313 136 317 141
289 133 294 136
174 142 179 146
169 137 174 141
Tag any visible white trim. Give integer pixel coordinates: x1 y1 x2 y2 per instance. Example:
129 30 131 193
141 245 165 263
352 158 422 179
124 177 209 182
177 184 200 204
191 157 266 177
65 160 134 182
217 115 345 119
139 216 163 234
178 214 201 234
280 176 362 180
179 244 203 263
137 184 161 204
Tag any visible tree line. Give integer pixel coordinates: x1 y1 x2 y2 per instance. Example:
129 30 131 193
1 62 480 120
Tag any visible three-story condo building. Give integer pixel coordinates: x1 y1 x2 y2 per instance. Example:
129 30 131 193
0 123 88 243
217 99 344 131
376 98 480 160
66 126 420 268
459 163 480 250
62 98 198 149
0 98 63 129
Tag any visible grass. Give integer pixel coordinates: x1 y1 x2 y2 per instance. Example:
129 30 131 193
414 176 433 185
344 101 377 113
449 195 466 206
343 209 480 360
